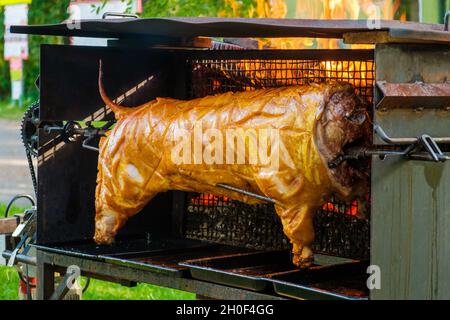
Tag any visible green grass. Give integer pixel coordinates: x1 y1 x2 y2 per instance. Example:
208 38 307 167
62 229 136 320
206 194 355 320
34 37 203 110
0 203 28 217
0 267 194 300
80 278 195 300
0 100 27 121
0 203 196 300
1 203 24 300
0 266 19 300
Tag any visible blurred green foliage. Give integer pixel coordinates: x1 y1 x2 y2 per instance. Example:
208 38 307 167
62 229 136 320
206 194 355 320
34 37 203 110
23 0 70 103
2 0 259 103
95 0 134 15
0 7 10 99
142 0 255 18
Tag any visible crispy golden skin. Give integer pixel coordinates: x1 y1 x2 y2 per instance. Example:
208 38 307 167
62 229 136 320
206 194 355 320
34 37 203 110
95 72 368 267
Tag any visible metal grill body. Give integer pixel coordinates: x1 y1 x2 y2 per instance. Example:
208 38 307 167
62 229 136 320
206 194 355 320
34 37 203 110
11 16 448 299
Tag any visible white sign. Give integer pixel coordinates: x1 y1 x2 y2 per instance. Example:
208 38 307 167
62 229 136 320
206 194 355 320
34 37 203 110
69 0 141 47
11 80 23 100
4 4 29 60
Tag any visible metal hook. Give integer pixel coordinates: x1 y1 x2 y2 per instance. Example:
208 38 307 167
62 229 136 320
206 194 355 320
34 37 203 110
102 12 139 19
445 10 450 32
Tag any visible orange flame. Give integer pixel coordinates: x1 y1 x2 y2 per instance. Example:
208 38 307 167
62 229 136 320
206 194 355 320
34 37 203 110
223 0 405 49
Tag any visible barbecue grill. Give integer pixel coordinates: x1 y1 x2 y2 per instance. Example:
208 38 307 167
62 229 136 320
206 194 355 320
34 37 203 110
3 16 450 300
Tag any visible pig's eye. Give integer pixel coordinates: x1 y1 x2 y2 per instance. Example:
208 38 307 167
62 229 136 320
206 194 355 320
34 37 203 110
345 111 366 125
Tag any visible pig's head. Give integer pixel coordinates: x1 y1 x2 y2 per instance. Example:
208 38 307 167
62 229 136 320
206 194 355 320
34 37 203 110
315 83 371 201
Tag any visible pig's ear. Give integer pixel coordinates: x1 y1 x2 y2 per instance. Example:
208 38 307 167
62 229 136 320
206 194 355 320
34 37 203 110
315 99 327 122
318 82 349 119
98 60 128 120
316 84 335 122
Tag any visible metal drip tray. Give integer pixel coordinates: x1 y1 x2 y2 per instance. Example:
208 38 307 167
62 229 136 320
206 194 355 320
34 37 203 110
33 238 251 276
101 244 252 276
181 250 295 291
181 250 360 293
269 262 370 300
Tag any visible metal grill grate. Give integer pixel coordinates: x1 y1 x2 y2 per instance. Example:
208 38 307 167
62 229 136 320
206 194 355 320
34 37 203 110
184 53 374 260
186 193 290 250
190 59 374 103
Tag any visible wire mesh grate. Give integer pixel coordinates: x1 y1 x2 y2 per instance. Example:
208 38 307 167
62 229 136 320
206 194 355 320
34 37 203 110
184 54 373 259
190 59 374 103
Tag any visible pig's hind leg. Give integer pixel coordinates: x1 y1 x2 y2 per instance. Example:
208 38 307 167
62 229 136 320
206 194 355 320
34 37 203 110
275 204 316 268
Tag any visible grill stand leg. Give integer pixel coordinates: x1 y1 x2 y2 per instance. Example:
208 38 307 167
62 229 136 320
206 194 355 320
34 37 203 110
36 250 55 300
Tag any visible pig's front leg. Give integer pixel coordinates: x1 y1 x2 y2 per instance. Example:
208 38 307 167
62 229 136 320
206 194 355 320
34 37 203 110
275 204 316 268
94 175 160 245
94 141 165 244
94 185 159 244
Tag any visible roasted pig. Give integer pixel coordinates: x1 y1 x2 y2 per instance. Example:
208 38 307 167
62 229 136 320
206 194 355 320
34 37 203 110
95 66 369 267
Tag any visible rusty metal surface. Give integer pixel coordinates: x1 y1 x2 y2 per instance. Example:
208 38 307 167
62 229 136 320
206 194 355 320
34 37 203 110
374 44 450 143
387 28 450 44
371 43 450 300
371 159 450 299
376 82 450 110
11 18 450 44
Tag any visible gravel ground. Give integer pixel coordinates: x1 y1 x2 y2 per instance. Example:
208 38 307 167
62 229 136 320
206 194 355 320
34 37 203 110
0 119 36 206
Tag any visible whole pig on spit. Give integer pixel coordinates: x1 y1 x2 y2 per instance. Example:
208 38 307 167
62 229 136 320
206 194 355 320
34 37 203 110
94 61 370 268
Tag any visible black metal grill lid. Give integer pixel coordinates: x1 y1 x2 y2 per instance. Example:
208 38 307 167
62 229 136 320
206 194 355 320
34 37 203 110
10 17 450 44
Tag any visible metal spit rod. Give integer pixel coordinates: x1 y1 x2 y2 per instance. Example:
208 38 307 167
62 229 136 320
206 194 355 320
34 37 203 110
216 183 276 204
44 120 114 152
330 147 450 167
2 250 37 266
374 124 450 145
329 124 450 168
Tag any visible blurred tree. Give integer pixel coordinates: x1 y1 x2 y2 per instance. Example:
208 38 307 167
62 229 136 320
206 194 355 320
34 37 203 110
23 0 70 103
141 0 256 18
394 0 418 21
0 6 11 99
93 0 134 15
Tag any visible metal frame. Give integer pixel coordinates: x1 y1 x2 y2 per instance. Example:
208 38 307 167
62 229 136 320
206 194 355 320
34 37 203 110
36 250 285 300
371 44 450 299
33 44 376 299
11 18 450 45
30 37 450 300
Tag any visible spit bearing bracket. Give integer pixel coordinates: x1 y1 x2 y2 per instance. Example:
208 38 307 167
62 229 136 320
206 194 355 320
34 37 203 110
43 120 115 152
328 124 450 168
